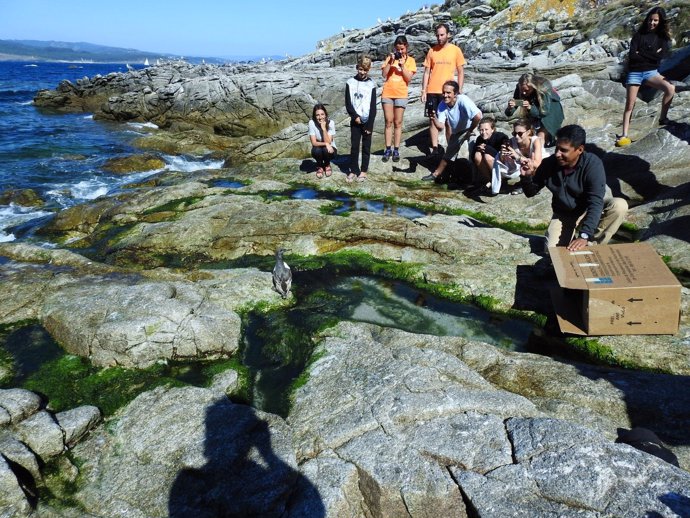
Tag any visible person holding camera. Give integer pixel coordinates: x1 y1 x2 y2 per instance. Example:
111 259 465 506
487 118 543 196
422 80 481 182
381 35 416 163
505 73 564 148
472 116 509 188
421 23 466 157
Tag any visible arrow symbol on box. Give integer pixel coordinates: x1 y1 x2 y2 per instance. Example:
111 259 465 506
627 321 642 326
627 298 643 302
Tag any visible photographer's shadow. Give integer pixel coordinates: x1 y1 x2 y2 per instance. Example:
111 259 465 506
169 399 325 517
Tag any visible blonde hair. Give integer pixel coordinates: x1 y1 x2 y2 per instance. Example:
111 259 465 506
357 55 372 71
517 73 552 116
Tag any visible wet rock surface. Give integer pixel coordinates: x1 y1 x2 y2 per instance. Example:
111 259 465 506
0 389 101 515
7 0 690 515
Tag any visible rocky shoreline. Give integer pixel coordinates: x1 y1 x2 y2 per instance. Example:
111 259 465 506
2 0 690 515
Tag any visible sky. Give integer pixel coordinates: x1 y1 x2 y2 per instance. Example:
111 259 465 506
2 0 430 58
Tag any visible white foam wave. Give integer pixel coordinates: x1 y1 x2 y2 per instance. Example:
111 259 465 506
0 205 53 239
71 180 109 200
127 121 159 130
83 114 94 120
18 100 33 106
164 155 224 172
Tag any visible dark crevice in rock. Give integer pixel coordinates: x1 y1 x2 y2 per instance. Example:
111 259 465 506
446 466 480 518
504 417 518 465
2 454 38 508
355 465 381 518
398 489 414 518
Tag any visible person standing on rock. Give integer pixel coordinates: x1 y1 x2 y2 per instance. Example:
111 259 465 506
616 7 675 147
422 80 481 182
345 55 377 182
381 35 417 164
505 73 564 149
421 23 466 157
519 125 628 252
308 103 337 179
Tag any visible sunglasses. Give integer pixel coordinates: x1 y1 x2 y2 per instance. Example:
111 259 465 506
512 130 526 137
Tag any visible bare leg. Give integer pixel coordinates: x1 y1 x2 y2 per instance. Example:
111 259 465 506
643 74 675 120
622 84 640 137
393 106 405 148
429 119 439 151
383 103 395 148
474 152 494 184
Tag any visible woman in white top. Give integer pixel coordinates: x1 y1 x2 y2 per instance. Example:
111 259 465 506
308 103 337 178
490 118 543 195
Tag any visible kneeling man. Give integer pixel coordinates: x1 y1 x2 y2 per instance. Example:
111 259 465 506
520 125 628 252
423 80 481 182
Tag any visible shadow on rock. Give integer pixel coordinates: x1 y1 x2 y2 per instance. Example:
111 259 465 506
586 143 672 202
168 400 325 517
575 366 690 460
643 214 690 244
657 492 690 517
663 121 690 145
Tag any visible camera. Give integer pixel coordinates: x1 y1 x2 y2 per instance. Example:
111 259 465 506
394 50 403 60
424 98 436 118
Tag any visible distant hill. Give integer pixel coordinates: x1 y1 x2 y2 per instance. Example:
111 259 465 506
0 39 227 64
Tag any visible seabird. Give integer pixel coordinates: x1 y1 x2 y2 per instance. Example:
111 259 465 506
272 248 292 299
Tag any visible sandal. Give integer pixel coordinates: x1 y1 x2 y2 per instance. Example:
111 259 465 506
346 173 356 183
358 172 368 182
325 165 332 177
316 167 324 179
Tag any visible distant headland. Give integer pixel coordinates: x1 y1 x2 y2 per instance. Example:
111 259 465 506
0 39 282 64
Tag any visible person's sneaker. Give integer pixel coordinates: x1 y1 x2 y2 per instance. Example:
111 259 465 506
382 148 392 162
392 149 400 162
421 173 437 181
615 136 631 147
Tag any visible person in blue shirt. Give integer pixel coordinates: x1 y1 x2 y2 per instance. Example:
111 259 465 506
422 80 481 182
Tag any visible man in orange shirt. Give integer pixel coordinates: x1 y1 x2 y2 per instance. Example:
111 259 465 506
421 23 467 156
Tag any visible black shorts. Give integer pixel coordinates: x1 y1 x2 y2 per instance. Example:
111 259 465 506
424 93 443 117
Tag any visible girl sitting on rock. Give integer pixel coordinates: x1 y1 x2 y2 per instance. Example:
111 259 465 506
472 116 509 189
308 103 337 178
488 119 543 196
505 73 564 148
616 6 675 147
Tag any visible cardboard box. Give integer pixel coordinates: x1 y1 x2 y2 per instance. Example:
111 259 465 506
549 243 681 336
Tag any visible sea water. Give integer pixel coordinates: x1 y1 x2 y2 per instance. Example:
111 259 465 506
0 61 222 242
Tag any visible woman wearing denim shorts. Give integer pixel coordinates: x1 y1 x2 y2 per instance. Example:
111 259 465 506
381 35 416 163
616 7 675 147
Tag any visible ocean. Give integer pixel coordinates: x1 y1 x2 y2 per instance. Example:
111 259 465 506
0 61 223 243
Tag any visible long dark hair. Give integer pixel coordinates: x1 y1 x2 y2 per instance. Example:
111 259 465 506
639 7 671 40
312 103 330 128
393 35 409 51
